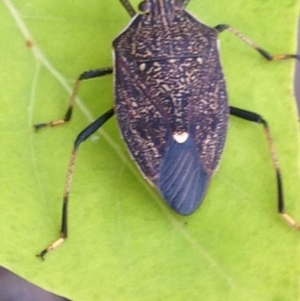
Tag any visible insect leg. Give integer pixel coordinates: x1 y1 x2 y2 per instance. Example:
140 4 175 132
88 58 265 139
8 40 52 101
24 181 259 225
34 68 113 131
119 0 136 17
37 108 115 259
215 24 300 62
230 106 300 230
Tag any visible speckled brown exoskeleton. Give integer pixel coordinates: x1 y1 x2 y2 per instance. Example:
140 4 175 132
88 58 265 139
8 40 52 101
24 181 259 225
34 0 300 259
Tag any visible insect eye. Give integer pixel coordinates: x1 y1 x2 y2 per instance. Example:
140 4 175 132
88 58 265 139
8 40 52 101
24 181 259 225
138 1 150 13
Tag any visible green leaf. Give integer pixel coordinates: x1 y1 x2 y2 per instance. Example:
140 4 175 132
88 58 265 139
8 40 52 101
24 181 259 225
1 0 300 300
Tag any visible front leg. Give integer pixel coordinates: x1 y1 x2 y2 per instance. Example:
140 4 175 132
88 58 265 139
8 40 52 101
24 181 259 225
216 24 300 62
34 68 113 131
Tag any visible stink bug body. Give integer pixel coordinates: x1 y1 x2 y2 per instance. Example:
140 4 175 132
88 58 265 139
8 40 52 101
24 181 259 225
114 2 228 215
35 0 300 258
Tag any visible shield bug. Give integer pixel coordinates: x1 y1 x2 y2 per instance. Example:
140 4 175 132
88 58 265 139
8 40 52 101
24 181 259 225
35 0 300 259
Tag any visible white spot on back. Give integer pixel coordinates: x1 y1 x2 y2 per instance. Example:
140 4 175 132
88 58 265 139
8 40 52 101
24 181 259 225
197 57 203 64
139 63 146 71
173 132 189 143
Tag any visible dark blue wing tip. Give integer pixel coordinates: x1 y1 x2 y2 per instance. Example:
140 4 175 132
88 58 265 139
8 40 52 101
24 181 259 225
158 134 211 216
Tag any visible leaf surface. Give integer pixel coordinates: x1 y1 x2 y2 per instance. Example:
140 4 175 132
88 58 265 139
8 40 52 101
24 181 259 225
1 1 300 300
